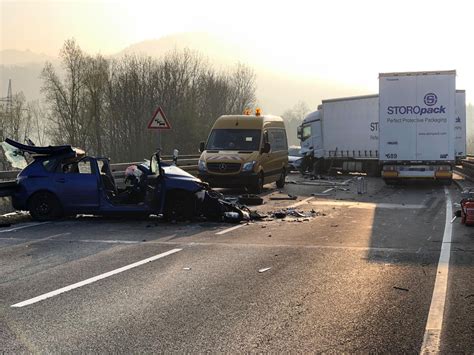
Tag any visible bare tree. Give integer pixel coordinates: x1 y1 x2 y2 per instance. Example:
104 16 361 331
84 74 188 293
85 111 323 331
282 101 311 146
41 39 88 147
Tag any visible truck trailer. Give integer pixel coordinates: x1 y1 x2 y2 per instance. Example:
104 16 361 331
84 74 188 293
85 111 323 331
379 70 456 183
297 94 381 176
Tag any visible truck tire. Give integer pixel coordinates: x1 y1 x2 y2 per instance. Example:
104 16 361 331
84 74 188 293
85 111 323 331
251 173 264 194
28 191 63 221
276 169 286 188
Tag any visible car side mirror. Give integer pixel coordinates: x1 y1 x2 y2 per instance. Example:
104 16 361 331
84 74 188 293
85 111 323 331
199 141 205 153
455 210 462 218
261 142 271 154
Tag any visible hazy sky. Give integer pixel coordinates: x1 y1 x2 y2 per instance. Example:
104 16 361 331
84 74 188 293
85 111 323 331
1 0 474 101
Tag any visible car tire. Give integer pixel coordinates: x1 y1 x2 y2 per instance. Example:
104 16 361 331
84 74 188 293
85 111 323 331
164 190 195 222
276 169 286 188
28 191 63 221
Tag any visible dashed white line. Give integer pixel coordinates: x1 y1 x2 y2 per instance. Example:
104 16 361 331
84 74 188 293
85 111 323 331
0 222 49 233
11 248 182 308
216 224 245 235
420 187 453 354
287 196 314 208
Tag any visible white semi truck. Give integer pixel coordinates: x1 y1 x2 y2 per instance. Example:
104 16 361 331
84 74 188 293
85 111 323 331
297 94 381 176
379 70 456 183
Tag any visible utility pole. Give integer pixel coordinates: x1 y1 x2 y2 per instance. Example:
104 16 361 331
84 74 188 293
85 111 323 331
0 79 13 140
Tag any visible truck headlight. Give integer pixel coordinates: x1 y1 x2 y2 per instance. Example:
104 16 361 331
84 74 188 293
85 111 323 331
198 159 207 172
242 161 256 172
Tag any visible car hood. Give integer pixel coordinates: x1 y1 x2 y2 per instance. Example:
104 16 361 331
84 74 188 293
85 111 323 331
288 155 303 163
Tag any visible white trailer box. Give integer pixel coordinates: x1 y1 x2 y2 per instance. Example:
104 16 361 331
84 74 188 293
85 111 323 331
455 90 466 160
322 95 379 158
379 70 456 181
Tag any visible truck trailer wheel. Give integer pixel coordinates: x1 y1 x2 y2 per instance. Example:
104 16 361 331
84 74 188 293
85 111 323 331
28 191 63 221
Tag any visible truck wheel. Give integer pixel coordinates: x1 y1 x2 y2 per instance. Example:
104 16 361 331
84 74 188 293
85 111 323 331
251 173 264 194
276 169 286 188
28 191 63 221
164 190 195 222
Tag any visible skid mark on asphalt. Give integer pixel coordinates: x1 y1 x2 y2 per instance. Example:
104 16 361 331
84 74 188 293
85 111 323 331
11 248 182 308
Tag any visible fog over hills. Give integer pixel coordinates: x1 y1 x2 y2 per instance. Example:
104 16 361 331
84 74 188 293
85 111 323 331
1 32 370 115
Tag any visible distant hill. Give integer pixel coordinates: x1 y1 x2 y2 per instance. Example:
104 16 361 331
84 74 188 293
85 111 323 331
1 33 369 114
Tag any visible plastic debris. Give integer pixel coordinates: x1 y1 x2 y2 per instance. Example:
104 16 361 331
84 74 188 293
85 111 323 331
183 267 192 271
258 267 271 273
269 194 297 201
393 286 409 292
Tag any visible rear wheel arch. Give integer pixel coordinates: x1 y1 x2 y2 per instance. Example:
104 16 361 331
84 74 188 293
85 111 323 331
27 190 63 221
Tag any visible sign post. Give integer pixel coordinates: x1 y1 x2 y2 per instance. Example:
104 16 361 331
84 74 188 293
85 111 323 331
147 106 171 151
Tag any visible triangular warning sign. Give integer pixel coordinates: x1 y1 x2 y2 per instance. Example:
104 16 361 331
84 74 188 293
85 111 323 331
147 106 171 130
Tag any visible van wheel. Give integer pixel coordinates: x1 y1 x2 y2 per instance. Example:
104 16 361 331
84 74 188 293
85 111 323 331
251 173 264 194
276 169 286 188
28 191 63 221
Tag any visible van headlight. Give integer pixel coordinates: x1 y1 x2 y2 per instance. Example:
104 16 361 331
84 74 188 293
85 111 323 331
242 161 256 172
198 159 207 172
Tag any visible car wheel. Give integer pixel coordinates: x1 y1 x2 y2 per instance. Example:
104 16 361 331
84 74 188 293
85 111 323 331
164 190 195 222
28 191 63 221
276 169 286 188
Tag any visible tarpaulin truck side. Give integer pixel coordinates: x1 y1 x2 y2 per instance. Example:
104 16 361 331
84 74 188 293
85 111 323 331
298 95 380 176
379 70 456 183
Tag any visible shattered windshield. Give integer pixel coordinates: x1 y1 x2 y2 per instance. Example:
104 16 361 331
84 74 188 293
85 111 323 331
206 129 261 151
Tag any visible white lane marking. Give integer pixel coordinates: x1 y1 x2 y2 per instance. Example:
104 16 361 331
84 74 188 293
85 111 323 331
287 197 314 208
216 224 245 235
11 248 182 308
420 187 452 354
80 239 140 244
310 200 425 209
0 222 49 233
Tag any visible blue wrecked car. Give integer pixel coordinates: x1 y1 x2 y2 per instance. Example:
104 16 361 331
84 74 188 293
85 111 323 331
1 139 224 221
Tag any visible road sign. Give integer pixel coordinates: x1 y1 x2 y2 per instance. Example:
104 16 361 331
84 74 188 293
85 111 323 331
147 106 171 130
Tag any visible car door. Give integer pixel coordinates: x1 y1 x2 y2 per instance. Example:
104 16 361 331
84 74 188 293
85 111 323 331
58 158 100 212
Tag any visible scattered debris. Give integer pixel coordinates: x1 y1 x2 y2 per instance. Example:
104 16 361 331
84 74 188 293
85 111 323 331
450 215 458 223
274 211 287 219
183 267 192 271
269 194 297 201
465 294 474 299
330 224 339 227
258 267 271 273
393 286 409 292
238 194 263 206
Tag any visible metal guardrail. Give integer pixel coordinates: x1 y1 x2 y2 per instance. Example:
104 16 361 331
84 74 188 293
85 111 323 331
0 155 200 181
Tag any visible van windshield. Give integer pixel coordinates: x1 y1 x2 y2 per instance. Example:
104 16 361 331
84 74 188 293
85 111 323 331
206 129 261 151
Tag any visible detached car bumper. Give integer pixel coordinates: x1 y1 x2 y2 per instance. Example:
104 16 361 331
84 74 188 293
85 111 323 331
198 172 258 188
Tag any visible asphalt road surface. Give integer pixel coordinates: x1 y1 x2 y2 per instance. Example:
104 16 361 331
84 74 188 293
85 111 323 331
0 174 472 353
